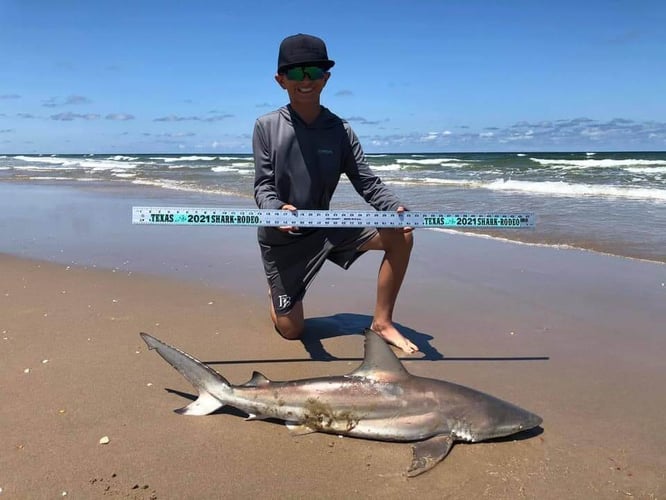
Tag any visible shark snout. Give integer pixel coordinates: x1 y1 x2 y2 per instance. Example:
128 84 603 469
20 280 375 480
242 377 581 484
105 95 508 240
470 401 542 442
493 408 542 438
524 411 543 430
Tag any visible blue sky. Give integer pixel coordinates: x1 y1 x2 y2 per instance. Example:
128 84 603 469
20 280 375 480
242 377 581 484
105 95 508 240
1 0 665 153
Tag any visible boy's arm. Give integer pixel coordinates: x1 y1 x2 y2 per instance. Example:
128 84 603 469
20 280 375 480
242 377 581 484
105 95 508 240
253 120 285 210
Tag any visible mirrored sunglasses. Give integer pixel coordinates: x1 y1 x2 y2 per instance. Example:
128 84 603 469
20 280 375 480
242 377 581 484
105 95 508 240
284 66 327 81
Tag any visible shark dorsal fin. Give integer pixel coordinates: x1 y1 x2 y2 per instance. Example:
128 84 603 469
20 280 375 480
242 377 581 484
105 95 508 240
349 329 411 381
244 371 271 387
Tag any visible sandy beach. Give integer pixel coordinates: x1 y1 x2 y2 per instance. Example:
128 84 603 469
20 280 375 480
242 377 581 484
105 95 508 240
1 182 665 499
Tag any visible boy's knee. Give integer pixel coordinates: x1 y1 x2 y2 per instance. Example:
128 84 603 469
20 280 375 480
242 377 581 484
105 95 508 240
275 321 304 340
273 308 305 340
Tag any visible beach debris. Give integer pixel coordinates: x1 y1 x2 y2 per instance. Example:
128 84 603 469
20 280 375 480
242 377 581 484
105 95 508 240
42 359 49 364
61 491 67 496
208 301 214 305
23 368 30 374
141 329 543 477
59 409 66 415
99 436 110 445
112 299 118 303
147 383 153 387
510 331 515 336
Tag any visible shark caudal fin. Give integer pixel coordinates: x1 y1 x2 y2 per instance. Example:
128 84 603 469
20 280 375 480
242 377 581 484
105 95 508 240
140 332 231 416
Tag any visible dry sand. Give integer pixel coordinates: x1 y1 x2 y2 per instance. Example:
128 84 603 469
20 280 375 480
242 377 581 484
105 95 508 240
1 222 665 498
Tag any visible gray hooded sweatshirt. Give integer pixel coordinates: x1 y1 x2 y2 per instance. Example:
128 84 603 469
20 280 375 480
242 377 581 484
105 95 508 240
253 105 402 242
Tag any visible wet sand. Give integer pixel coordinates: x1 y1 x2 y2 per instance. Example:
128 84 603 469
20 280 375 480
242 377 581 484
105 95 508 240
1 182 665 498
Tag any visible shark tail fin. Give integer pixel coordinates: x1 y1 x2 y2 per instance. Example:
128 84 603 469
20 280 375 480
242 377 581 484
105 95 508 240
140 332 231 416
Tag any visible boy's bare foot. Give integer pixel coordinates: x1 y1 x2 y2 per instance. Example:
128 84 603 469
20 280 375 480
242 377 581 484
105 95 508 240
370 323 418 354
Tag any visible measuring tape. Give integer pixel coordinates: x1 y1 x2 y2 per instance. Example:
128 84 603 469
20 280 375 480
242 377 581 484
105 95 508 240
132 207 535 229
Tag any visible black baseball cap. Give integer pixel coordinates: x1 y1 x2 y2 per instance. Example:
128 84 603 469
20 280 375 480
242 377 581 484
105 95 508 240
277 34 335 73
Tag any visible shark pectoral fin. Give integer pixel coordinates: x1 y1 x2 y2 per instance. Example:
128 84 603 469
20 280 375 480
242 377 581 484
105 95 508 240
174 391 223 416
244 413 270 421
407 434 454 477
286 422 318 436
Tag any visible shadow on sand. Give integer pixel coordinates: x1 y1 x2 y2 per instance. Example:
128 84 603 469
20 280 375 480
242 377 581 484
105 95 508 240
205 312 549 365
300 312 445 361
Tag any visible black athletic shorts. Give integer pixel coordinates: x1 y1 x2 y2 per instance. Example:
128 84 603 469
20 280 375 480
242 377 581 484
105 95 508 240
258 226 377 314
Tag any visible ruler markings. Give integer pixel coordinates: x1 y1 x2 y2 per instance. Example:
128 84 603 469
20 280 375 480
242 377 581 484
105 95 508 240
132 207 535 229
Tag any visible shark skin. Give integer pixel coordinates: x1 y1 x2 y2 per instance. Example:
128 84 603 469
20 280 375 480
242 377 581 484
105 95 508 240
140 329 542 477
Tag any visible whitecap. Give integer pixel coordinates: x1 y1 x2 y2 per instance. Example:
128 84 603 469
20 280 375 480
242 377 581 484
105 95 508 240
386 177 480 187
395 158 465 166
211 166 240 173
624 166 666 174
371 164 402 171
14 155 67 165
28 176 73 181
486 179 666 201
160 156 218 162
106 155 138 161
530 157 666 169
132 178 247 198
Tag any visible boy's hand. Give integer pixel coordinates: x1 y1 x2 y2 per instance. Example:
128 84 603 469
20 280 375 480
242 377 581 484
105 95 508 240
397 206 413 233
279 204 299 233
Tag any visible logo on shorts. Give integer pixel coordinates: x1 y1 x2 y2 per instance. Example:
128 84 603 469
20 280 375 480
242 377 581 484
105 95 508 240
277 294 292 310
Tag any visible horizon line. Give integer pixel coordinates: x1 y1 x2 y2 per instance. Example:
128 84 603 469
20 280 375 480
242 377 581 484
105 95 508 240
3 149 666 156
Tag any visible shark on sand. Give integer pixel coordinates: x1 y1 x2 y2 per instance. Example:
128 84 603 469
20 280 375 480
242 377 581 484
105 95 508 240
140 329 542 476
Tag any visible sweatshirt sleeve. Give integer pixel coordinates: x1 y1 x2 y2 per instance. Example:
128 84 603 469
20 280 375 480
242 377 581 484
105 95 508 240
342 124 404 211
252 119 285 210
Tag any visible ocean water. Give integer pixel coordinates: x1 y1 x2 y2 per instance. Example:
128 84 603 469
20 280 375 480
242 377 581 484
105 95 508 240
1 151 664 263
